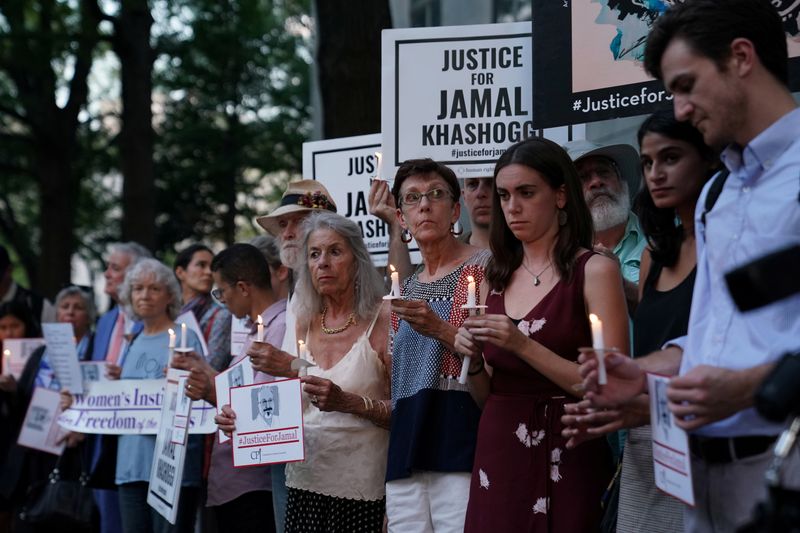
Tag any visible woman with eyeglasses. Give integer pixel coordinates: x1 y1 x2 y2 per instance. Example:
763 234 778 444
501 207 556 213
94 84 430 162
384 158 491 531
174 244 231 372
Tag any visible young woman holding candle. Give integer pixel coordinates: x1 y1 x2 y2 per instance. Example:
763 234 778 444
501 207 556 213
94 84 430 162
384 158 490 531
454 137 628 532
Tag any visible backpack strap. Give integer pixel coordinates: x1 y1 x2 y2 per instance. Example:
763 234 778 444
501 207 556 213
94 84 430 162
700 168 731 227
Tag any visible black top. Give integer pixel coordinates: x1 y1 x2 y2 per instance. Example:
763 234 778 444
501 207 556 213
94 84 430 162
633 259 696 358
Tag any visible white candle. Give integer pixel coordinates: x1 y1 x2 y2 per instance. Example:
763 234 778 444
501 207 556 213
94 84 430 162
589 314 607 385
466 275 476 307
168 328 176 349
256 315 264 343
3 349 10 373
297 340 308 377
390 264 400 297
374 151 383 180
180 323 187 349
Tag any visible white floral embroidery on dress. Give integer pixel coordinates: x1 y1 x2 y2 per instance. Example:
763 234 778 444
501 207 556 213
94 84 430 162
514 423 545 448
550 447 563 482
479 469 490 489
532 497 549 514
517 318 546 336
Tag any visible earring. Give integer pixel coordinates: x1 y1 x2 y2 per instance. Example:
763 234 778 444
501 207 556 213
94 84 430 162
451 220 463 236
401 229 413 244
558 209 567 226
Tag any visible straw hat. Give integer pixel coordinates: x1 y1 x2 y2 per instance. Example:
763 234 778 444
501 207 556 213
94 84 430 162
563 140 641 199
256 180 337 236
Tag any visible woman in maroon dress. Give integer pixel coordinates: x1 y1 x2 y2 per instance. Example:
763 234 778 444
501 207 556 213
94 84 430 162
456 137 629 532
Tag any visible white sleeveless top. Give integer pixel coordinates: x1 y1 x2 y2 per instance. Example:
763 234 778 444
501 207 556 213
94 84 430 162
285 311 389 501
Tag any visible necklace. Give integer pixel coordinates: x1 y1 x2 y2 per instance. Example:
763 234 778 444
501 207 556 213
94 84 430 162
520 261 552 287
320 306 356 334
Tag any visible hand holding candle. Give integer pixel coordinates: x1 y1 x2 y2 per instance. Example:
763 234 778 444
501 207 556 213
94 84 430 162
589 314 607 385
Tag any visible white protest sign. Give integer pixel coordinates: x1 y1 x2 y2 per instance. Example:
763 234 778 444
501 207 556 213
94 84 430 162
147 369 189 524
381 22 583 178
80 361 109 385
230 315 249 359
648 373 695 506
231 379 304 468
176 311 209 357
2 338 45 380
41 323 83 394
18 387 67 456
214 356 255 443
170 376 192 446
58 378 216 435
302 134 422 267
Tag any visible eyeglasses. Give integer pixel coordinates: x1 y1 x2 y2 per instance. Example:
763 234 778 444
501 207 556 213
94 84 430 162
400 188 452 206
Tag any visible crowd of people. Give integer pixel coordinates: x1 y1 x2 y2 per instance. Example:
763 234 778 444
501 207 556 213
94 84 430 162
0 1 798 532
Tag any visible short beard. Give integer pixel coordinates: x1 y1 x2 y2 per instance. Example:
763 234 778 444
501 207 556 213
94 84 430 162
587 183 630 232
279 243 300 270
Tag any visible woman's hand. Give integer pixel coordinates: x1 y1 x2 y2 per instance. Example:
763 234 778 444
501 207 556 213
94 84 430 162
462 314 529 355
454 327 482 358
170 350 204 371
215 404 237 437
248 342 297 378
60 389 75 411
0 374 17 393
561 397 650 449
368 179 398 226
301 376 348 413
105 363 122 380
391 299 453 342
58 431 85 448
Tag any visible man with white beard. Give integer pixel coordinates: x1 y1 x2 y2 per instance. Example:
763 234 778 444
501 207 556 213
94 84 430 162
565 140 646 313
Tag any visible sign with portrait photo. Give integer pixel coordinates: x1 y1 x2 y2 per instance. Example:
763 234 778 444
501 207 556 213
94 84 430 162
17 387 67 456
230 378 305 468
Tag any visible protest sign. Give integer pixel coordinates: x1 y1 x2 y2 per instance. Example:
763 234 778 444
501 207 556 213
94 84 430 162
230 315 249 359
80 361 108 384
2 338 45 380
381 22 582 178
230 379 304 468
214 357 255 443
18 387 66 456
302 134 422 267
147 369 189 524
648 373 694 506
58 378 216 435
532 0 800 127
42 323 83 394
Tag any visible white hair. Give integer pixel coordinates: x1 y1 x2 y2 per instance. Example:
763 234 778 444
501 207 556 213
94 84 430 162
120 258 183 321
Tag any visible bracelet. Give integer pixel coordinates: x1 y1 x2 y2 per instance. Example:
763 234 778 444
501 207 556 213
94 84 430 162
468 357 485 375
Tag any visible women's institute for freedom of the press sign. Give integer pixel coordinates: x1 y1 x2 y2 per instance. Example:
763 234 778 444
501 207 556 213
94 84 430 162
57 378 217 435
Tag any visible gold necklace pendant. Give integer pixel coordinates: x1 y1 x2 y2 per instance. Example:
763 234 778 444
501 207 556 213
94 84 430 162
321 306 356 334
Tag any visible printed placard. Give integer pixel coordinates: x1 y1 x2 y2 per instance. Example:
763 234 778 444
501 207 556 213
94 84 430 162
648 373 694 506
230 379 304 468
381 22 583 178
41 323 83 394
58 378 216 435
2 338 45 380
303 134 422 267
214 357 255 443
80 361 109 384
18 387 67 456
147 369 189 524
170 376 192 445
230 315 249 360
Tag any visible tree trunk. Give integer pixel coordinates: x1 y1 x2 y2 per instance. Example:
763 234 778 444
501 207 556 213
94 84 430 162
116 0 156 251
315 0 392 138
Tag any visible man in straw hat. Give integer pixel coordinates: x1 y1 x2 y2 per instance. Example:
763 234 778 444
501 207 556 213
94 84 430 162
564 140 646 313
247 179 336 533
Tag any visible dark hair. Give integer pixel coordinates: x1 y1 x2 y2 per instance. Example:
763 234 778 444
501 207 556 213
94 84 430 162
634 108 719 267
210 243 272 290
486 137 593 291
0 300 40 338
174 244 213 273
391 158 460 206
644 0 788 84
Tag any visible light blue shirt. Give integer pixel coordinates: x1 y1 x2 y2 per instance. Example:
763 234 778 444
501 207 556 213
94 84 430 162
677 107 800 437
116 328 204 485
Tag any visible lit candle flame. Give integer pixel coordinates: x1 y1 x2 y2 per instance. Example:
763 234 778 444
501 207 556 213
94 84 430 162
589 314 600 324
257 315 263 325
467 275 474 283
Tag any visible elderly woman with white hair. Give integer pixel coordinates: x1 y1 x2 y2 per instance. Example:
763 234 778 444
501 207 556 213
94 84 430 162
114 258 203 533
217 211 392 532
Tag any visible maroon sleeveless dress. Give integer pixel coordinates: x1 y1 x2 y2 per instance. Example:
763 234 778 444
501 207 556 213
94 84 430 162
464 252 613 533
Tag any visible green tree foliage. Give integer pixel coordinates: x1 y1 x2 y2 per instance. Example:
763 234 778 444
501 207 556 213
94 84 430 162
153 0 312 251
